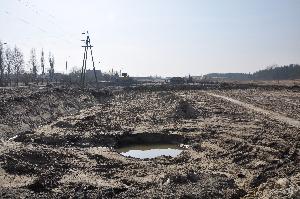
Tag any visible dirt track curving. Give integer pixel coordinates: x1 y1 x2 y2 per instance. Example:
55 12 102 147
208 92 300 128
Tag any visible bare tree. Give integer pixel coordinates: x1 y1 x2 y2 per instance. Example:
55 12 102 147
13 46 24 86
30 48 38 84
41 49 45 84
0 41 5 87
49 52 55 82
5 47 14 86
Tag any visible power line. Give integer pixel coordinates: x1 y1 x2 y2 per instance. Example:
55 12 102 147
0 9 47 33
12 0 77 45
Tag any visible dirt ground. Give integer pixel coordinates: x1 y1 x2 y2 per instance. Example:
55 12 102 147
214 89 300 121
0 85 299 198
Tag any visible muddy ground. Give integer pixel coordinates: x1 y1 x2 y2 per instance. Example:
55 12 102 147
0 85 299 198
215 89 300 121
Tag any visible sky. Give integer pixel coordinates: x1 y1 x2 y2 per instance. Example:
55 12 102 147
0 0 300 77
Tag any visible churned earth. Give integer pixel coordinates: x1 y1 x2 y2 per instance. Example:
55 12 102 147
0 86 299 198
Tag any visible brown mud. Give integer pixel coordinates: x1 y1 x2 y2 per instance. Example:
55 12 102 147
0 85 299 198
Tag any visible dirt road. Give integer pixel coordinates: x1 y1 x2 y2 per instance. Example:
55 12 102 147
207 92 300 128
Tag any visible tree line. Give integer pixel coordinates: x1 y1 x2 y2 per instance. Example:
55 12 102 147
204 64 300 81
0 41 55 87
0 40 127 87
252 64 300 80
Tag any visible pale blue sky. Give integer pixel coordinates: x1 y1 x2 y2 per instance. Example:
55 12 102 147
1 0 299 76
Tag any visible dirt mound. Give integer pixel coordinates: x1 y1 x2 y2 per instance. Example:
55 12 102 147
173 100 199 119
0 87 112 140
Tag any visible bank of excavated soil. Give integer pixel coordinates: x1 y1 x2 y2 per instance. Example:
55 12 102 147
0 87 111 140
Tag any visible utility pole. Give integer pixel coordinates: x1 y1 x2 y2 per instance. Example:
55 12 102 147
80 31 98 88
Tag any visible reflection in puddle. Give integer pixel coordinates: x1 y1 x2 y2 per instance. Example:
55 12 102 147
116 144 182 159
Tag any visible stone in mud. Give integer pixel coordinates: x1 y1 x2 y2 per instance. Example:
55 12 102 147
275 178 290 188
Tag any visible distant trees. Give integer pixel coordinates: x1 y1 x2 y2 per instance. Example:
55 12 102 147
49 52 55 81
253 64 300 80
12 46 24 86
0 40 62 87
5 47 14 86
41 49 45 75
0 41 5 86
205 64 300 81
40 49 45 84
30 48 38 83
0 42 25 86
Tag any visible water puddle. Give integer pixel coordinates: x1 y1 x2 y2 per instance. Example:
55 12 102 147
116 144 183 159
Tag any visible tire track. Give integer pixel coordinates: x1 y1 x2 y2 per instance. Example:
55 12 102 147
207 92 300 128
